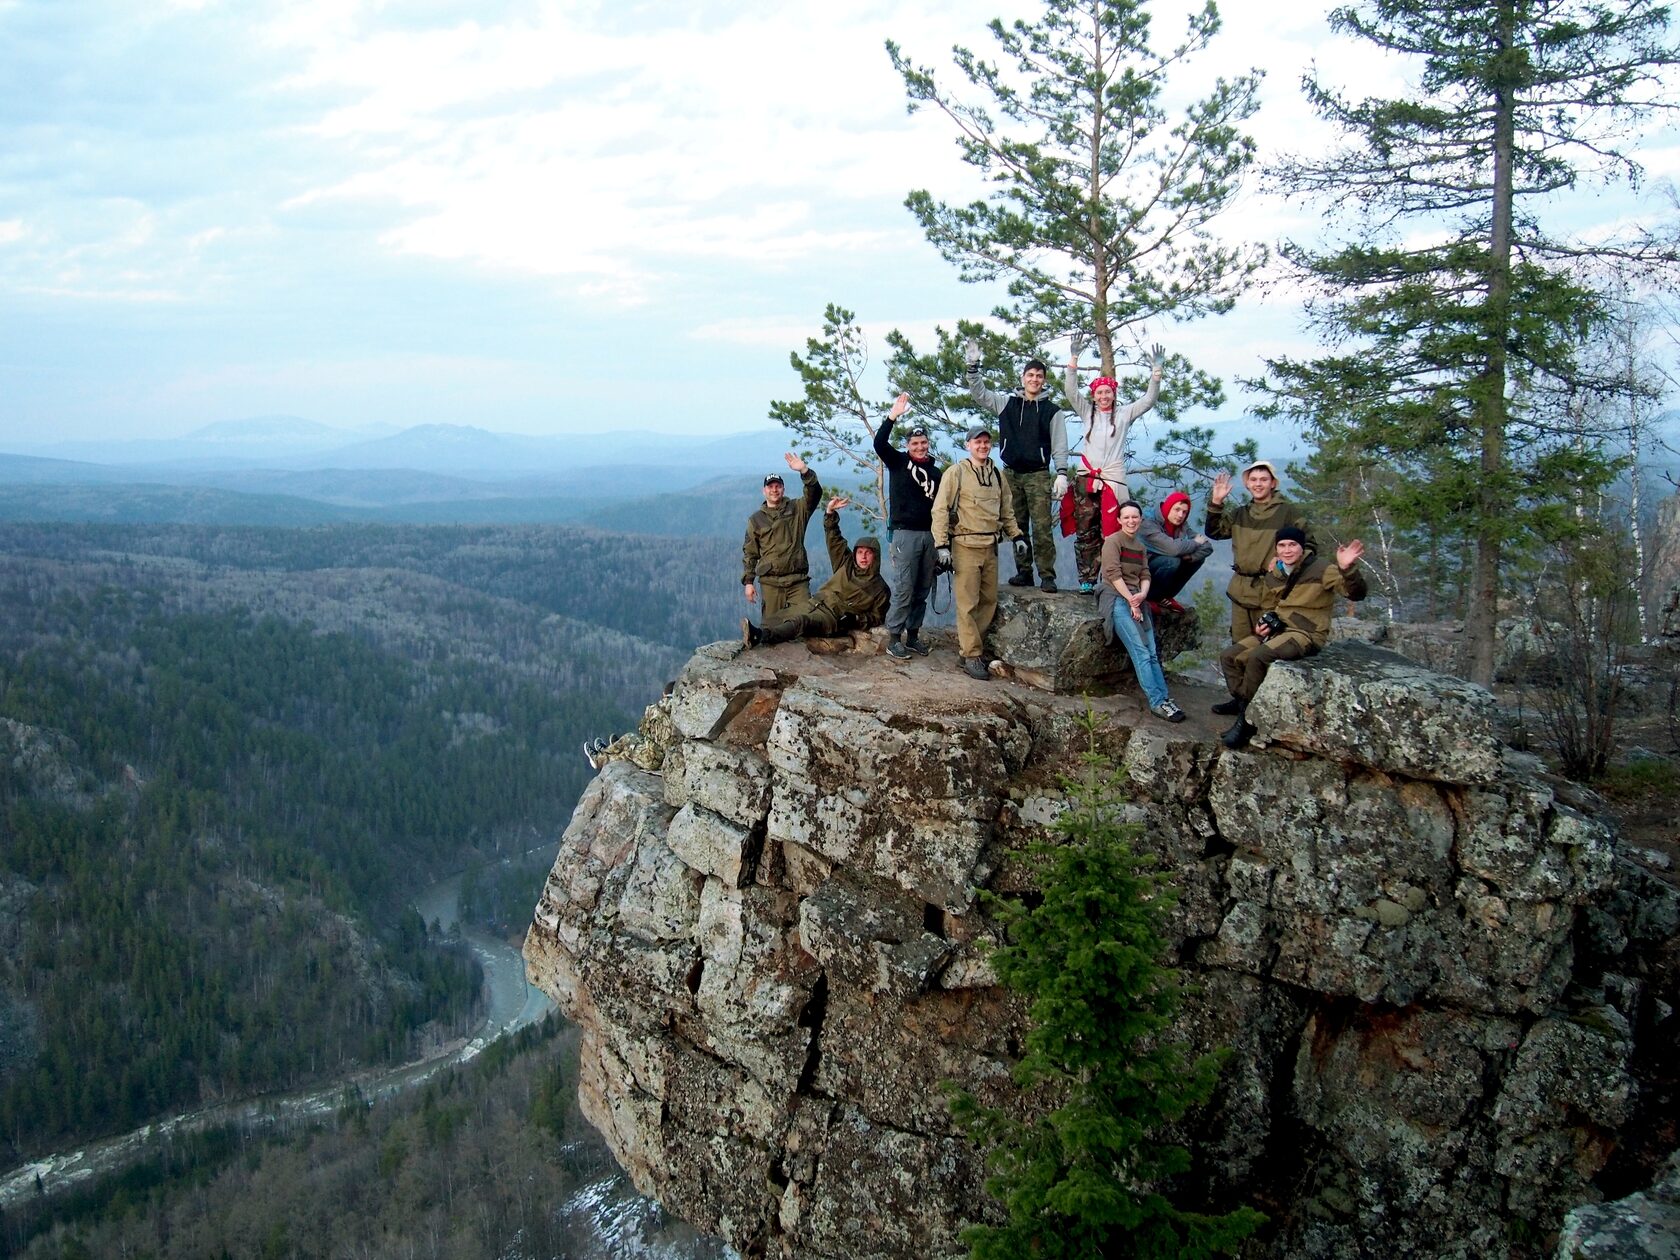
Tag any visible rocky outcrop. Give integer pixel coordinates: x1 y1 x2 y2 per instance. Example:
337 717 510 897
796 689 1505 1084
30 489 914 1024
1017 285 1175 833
526 626 1677 1259
1557 1151 1680 1258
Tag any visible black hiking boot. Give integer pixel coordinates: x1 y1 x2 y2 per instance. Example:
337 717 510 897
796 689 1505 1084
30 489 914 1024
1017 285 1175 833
906 634 931 656
960 657 991 681
1211 696 1242 716
1039 577 1057 593
1221 703 1256 749
741 618 762 648
1007 570 1034 587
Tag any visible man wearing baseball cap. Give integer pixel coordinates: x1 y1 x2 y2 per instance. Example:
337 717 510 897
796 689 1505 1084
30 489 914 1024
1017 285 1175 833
1206 459 1315 644
742 451 823 619
1215 526 1367 747
931 424 1028 680
873 392 943 660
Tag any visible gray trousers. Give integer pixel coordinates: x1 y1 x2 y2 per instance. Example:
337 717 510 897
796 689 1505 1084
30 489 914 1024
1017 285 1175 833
886 529 936 636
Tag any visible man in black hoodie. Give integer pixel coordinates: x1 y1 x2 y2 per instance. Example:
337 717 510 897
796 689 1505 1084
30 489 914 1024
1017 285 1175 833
873 392 943 660
965 340 1070 593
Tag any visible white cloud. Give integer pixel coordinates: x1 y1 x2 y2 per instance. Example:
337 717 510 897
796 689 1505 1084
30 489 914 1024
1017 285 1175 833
0 220 24 244
265 2 996 302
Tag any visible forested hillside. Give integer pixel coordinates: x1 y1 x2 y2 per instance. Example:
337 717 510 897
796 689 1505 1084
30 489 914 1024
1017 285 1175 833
6 1015 726 1260
0 522 730 1174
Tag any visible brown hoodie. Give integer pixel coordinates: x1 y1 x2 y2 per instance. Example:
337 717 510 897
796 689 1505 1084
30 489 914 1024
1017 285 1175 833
811 512 890 628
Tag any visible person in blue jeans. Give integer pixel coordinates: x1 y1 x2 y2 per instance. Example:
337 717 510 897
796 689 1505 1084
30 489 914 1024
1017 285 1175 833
1097 501 1186 722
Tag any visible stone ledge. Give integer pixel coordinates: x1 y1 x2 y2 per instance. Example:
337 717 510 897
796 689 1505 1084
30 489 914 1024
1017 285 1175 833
1249 641 1504 785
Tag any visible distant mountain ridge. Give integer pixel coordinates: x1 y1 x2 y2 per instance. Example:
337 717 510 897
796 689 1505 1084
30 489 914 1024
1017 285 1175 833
7 419 796 479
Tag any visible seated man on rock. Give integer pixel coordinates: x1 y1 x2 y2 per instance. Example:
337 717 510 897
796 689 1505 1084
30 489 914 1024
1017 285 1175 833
1140 489 1213 613
743 497 890 647
1216 526 1366 749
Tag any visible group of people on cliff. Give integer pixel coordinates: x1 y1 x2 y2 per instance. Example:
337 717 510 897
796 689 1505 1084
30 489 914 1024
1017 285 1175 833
738 344 1367 749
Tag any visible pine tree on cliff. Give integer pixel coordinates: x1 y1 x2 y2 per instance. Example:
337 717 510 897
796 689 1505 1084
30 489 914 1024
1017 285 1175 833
947 714 1263 1258
1250 0 1678 685
769 0 1264 514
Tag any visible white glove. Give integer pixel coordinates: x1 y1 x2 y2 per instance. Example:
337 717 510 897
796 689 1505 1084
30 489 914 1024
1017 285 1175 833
964 338 980 367
1052 474 1068 500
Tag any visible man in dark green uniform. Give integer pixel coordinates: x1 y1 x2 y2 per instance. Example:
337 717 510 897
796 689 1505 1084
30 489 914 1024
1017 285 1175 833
742 452 822 619
743 497 891 645
1206 459 1315 645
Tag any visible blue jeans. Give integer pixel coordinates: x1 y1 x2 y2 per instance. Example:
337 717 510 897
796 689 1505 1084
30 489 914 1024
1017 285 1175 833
1146 551 1205 604
1111 601 1169 708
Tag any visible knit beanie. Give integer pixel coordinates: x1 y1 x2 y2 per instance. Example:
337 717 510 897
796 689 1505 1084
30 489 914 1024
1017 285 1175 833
1160 490 1192 529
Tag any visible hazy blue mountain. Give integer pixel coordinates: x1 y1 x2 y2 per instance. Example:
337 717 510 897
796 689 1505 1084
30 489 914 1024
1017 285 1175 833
288 422 793 479
0 453 150 485
10 416 391 466
0 482 361 525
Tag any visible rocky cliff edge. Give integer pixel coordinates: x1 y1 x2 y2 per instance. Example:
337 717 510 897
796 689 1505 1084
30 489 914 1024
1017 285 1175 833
524 595 1678 1259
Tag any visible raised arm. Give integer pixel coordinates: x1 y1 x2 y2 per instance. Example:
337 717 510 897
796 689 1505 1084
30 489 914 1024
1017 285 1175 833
1205 471 1233 540
823 499 851 572
1332 539 1368 601
1119 345 1164 425
964 339 1008 416
873 393 910 469
1061 356 1093 424
785 453 822 522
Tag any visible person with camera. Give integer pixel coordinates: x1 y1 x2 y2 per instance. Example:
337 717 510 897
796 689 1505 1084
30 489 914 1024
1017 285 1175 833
873 391 943 660
931 424 1028 680
1216 526 1367 748
965 339 1070 592
742 452 823 620
1206 460 1315 643
1099 501 1187 722
742 497 890 647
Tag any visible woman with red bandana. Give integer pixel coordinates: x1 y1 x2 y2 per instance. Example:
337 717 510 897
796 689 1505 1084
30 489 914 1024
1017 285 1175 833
1139 489 1212 613
1061 339 1162 592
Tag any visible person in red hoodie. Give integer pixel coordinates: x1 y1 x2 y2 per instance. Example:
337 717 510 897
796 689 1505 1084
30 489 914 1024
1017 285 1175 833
1138 490 1213 613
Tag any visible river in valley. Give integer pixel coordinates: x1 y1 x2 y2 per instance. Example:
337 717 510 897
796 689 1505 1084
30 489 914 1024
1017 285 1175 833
0 852 731 1257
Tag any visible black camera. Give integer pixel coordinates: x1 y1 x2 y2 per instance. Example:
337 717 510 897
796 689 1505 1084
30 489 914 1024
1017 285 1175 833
1257 611 1287 638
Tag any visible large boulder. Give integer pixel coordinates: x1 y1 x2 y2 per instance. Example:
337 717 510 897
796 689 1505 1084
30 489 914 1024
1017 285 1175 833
1247 641 1504 785
1557 1150 1680 1258
987 586 1200 694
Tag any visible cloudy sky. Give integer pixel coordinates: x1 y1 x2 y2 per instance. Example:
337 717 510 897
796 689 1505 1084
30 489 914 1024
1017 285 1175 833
1 0 1674 445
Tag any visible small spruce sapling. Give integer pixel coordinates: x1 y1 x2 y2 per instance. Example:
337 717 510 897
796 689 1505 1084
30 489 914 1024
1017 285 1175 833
946 709 1263 1259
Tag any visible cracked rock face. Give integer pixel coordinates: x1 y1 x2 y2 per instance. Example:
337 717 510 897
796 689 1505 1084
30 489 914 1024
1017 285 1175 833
526 633 1675 1259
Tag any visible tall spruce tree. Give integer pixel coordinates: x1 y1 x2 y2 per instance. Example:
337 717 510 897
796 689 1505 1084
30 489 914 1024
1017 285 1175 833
946 712 1263 1259
1251 0 1678 684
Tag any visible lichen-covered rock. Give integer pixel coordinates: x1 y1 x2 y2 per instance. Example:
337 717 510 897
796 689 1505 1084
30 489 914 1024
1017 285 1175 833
763 673 1030 912
526 632 1673 1260
1290 1005 1520 1255
1557 1149 1680 1259
1247 641 1503 784
987 585 1200 694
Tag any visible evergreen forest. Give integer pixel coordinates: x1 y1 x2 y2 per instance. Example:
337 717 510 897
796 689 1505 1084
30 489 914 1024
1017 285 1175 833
0 522 736 1174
